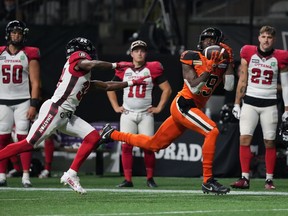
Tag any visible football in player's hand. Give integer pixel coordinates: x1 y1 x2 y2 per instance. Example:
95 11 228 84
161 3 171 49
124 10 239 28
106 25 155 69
202 45 229 62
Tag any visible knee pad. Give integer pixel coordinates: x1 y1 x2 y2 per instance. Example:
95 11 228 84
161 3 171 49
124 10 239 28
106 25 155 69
0 123 12 134
15 121 30 134
207 127 219 137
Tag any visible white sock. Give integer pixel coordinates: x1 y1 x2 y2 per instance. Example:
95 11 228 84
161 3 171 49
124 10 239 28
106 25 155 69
67 169 77 176
242 173 249 180
22 172 30 180
0 173 6 180
266 173 273 181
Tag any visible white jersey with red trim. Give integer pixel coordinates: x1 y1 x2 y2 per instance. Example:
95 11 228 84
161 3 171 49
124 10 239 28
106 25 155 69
115 61 164 112
0 46 40 100
241 45 288 99
51 51 91 112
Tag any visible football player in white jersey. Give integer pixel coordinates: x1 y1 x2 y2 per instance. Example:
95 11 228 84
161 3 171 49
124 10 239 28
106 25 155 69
0 37 149 194
107 40 172 188
231 26 288 190
0 20 41 187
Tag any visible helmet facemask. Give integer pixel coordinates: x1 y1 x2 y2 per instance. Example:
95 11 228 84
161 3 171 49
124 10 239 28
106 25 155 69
5 20 29 46
197 27 224 51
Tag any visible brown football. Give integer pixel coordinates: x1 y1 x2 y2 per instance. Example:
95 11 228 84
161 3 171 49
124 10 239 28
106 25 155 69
202 45 229 62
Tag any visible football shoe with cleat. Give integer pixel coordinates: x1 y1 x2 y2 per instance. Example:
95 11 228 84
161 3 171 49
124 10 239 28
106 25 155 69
230 177 250 189
98 123 114 146
60 172 87 194
22 178 32 188
265 179 276 190
38 169 50 179
202 178 230 195
147 178 158 188
117 180 133 188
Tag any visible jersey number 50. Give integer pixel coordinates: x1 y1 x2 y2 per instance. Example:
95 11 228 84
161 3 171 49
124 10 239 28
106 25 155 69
2 65 23 84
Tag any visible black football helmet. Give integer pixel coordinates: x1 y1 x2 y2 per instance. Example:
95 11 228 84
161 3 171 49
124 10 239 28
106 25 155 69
219 103 238 133
279 120 288 144
219 104 237 124
197 27 224 50
66 37 97 59
5 20 29 45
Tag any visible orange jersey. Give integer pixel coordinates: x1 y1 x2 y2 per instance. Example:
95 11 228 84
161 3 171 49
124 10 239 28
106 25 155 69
178 50 228 109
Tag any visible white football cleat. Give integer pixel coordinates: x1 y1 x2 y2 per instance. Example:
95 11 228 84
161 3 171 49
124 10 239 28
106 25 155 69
60 172 87 194
38 169 50 179
22 178 32 188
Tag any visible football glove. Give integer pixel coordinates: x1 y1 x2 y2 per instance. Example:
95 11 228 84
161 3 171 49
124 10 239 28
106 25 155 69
113 62 134 69
196 54 214 73
232 104 241 119
205 51 226 72
128 75 150 86
282 111 288 122
219 42 234 63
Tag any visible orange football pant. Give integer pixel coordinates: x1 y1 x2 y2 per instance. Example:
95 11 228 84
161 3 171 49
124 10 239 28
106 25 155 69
111 96 219 183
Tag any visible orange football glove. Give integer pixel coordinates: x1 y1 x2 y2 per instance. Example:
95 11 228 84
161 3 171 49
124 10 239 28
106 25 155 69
219 42 234 63
195 54 214 73
206 51 227 72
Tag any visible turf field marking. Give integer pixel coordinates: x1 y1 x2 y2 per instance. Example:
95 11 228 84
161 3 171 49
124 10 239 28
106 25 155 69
0 187 288 196
34 208 288 216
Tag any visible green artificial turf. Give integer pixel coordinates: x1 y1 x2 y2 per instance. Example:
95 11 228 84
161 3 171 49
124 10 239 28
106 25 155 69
1 175 288 216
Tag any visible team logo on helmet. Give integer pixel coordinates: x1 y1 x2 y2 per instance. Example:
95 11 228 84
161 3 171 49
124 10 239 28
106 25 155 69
66 37 97 59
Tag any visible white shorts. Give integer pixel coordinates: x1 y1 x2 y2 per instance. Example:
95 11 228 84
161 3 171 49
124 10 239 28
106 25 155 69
0 100 30 135
26 99 95 146
239 103 278 140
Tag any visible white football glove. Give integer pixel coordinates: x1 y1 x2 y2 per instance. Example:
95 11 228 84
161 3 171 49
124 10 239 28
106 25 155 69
282 111 288 122
232 104 241 119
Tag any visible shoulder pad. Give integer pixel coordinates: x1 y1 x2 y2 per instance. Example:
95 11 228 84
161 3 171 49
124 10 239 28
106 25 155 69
240 45 257 59
23 47 40 60
146 61 164 72
146 61 164 78
0 46 6 54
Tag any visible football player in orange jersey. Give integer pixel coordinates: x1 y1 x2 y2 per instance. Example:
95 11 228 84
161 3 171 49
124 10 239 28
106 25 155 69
99 27 235 194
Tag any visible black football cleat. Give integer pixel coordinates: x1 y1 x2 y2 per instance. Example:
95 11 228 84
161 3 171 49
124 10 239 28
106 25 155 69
98 124 114 146
202 178 230 195
0 179 7 187
117 180 133 188
147 178 158 188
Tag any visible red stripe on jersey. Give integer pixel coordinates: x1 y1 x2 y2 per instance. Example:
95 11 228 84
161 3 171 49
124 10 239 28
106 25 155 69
55 76 78 106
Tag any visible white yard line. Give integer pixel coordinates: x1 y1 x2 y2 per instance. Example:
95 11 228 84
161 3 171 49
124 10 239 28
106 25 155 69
0 187 288 196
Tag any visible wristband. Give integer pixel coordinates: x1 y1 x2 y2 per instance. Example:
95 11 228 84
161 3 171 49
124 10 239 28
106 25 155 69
127 81 133 87
30 98 40 108
112 63 117 69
